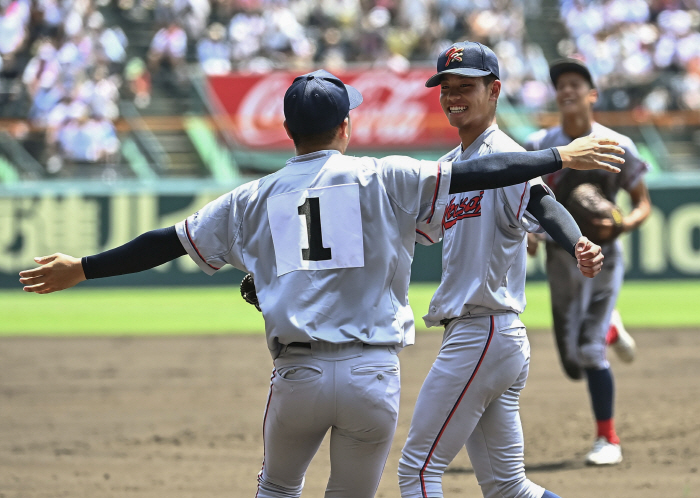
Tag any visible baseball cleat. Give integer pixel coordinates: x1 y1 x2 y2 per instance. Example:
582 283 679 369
608 309 636 363
585 437 623 466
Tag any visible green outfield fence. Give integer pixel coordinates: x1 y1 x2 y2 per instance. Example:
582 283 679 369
2 174 700 288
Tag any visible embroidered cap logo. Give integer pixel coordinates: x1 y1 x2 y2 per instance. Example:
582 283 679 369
444 47 464 67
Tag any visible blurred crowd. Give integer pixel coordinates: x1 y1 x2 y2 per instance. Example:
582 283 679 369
558 0 700 111
137 0 700 111
157 0 551 108
1 0 698 176
4 0 125 173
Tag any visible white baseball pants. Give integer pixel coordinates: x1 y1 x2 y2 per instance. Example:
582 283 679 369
398 313 545 498
545 241 625 379
256 342 400 498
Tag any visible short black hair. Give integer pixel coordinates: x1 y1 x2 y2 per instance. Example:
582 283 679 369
288 123 342 149
482 74 498 87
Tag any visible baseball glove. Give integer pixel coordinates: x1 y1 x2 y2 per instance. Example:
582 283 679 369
564 183 624 244
240 273 261 312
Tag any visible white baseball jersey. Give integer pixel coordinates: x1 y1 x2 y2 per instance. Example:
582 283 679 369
524 121 648 202
176 150 451 355
422 124 546 327
399 124 554 498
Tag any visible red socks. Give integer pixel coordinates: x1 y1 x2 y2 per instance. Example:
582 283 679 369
596 419 620 445
606 324 619 345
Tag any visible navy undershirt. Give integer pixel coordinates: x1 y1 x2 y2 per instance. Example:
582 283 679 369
82 226 185 279
82 148 565 279
526 184 581 257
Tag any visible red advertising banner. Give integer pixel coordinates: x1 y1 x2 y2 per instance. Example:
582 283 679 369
206 69 460 151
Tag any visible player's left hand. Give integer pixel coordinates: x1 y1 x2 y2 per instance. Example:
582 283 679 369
574 237 604 278
19 253 86 294
526 233 540 257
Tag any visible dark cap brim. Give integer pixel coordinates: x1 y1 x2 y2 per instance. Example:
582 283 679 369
549 60 595 88
345 84 363 110
425 68 494 88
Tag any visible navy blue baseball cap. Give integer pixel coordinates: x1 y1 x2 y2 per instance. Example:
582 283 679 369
284 70 363 135
549 58 596 88
425 41 500 88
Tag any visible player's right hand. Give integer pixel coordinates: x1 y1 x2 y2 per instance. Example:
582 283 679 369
574 237 604 278
557 135 625 173
19 253 86 294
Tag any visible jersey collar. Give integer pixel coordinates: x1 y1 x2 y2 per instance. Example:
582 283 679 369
286 149 341 166
460 123 499 159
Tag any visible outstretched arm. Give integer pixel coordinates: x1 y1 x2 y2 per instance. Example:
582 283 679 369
449 136 624 194
19 226 186 294
526 185 603 278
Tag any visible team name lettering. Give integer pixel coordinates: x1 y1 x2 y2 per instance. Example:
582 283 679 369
442 191 484 229
445 47 464 67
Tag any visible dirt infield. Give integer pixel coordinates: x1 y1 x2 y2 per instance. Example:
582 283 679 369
1 329 699 498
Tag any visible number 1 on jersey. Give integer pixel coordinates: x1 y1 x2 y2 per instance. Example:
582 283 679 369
298 197 332 261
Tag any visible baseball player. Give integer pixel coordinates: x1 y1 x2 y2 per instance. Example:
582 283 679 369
524 58 651 466
19 70 624 498
397 42 606 498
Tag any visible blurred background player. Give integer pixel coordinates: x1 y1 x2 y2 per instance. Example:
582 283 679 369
524 58 652 466
398 41 605 498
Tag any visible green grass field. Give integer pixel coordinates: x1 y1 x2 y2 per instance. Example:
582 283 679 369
1 280 699 336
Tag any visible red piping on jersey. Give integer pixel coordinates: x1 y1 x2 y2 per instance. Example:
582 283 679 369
255 369 277 498
419 316 495 498
416 229 435 243
515 183 528 220
185 219 220 271
426 162 442 224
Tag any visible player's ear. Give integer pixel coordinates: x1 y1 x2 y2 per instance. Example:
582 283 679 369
339 116 350 140
589 88 598 106
283 120 293 140
490 80 501 101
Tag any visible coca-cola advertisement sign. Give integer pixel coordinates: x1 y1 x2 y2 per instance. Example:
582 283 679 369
206 69 459 150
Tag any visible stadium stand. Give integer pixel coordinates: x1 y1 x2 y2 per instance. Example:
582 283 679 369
0 0 696 181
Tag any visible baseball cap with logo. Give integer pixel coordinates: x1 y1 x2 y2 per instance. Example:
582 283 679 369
284 69 363 135
425 41 500 88
549 58 595 88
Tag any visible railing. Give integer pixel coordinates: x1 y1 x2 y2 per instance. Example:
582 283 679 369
0 132 45 180
118 100 171 176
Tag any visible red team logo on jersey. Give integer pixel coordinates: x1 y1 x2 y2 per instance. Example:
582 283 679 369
442 191 484 229
444 47 464 67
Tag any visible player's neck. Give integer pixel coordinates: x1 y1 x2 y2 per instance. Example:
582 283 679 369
561 112 593 140
294 143 345 157
458 120 493 152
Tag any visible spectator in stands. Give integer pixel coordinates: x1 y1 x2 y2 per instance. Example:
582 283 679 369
228 7 265 66
88 11 129 73
58 109 119 164
22 39 60 100
147 19 188 86
124 57 151 108
0 0 30 77
197 22 231 75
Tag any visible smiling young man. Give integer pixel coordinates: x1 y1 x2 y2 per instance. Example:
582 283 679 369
398 42 607 498
525 58 651 466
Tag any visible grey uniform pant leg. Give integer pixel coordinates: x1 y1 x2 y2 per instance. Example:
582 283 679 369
545 242 625 379
256 344 400 498
398 314 544 498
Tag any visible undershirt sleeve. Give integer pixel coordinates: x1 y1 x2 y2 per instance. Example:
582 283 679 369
81 226 187 279
526 184 581 257
450 148 562 193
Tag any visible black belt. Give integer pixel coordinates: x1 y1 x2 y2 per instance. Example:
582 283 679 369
286 342 312 348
